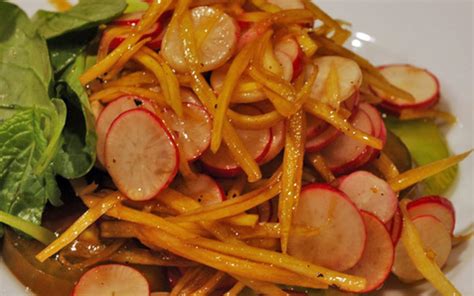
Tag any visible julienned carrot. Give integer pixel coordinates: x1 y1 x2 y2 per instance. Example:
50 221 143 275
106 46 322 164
388 150 472 192
399 199 461 296
373 152 400 180
279 109 306 253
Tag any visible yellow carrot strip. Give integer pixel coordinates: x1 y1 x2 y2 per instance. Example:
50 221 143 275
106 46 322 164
323 61 341 107
137 226 328 289
399 108 457 124
399 199 461 296
452 225 474 247
224 282 246 296
232 275 288 296
306 153 335 183
97 26 132 62
301 0 349 43
212 42 255 152
227 108 284 130
104 37 151 80
36 192 123 262
237 12 271 22
250 0 281 13
223 214 259 227
195 9 222 48
294 27 318 57
363 71 418 105
279 110 306 253
388 150 472 192
263 88 299 117
171 267 203 296
295 62 318 106
80 0 172 85
193 271 227 296
373 152 400 180
167 173 281 223
89 86 166 105
104 71 157 88
248 66 297 103
72 239 126 269
304 100 383 150
271 9 314 25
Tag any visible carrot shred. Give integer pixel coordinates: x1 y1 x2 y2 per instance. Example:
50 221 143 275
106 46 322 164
88 86 166 105
104 37 151 80
104 71 157 88
399 108 457 124
36 192 123 262
227 108 283 130
231 275 288 296
224 282 246 296
250 0 281 13
399 199 461 296
373 152 400 180
279 110 306 253
306 153 335 183
388 150 472 192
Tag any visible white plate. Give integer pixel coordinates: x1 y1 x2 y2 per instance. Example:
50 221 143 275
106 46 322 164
2 0 473 295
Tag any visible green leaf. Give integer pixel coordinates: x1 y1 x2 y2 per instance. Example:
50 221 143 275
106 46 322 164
125 0 149 13
384 117 457 195
0 109 61 236
33 0 127 40
0 2 55 121
0 210 56 245
48 28 97 74
53 54 97 179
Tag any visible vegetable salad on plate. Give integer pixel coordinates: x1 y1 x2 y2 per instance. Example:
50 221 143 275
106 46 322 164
0 0 472 295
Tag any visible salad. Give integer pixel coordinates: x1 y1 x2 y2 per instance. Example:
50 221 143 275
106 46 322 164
0 0 472 295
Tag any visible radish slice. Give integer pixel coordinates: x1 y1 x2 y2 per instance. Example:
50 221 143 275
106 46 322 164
389 206 403 245
288 184 366 271
392 215 452 282
180 88 201 106
267 0 304 9
307 56 362 106
73 264 149 296
162 6 238 72
319 110 373 174
96 96 156 165
358 102 386 144
200 106 272 177
175 174 225 206
274 37 304 81
305 125 340 153
407 196 455 234
337 171 397 223
373 64 440 112
261 119 285 164
160 103 211 161
346 211 394 293
105 109 178 200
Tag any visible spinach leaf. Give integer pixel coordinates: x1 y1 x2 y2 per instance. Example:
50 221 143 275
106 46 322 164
53 54 97 179
0 2 55 121
33 0 127 40
0 108 61 235
48 28 97 74
385 117 457 195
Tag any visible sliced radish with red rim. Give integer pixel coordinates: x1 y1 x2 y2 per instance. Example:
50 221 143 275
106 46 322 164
160 103 211 161
96 96 156 165
288 184 366 271
372 64 440 113
345 211 394 293
162 6 238 72
319 109 373 174
392 215 452 283
261 119 285 164
73 264 149 296
200 105 272 177
175 174 225 206
105 109 178 201
337 171 397 223
274 37 304 81
407 196 455 234
113 11 145 26
306 56 362 107
389 206 403 245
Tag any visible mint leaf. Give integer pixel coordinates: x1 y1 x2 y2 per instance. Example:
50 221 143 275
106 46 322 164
0 109 61 235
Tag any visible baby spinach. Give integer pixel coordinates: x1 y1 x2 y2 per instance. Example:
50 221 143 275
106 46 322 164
53 53 97 179
385 117 457 195
33 0 127 40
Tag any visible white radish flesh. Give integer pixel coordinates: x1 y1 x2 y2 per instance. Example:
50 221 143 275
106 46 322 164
73 264 149 296
338 170 397 223
346 211 394 293
274 37 304 81
307 56 362 106
407 196 455 234
160 103 211 161
320 110 373 174
392 215 452 282
105 109 178 201
358 102 386 143
96 96 156 165
161 6 238 72
175 174 225 206
374 64 440 112
200 105 272 177
288 184 366 271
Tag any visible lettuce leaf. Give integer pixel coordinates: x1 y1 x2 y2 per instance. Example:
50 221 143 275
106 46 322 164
384 117 457 195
